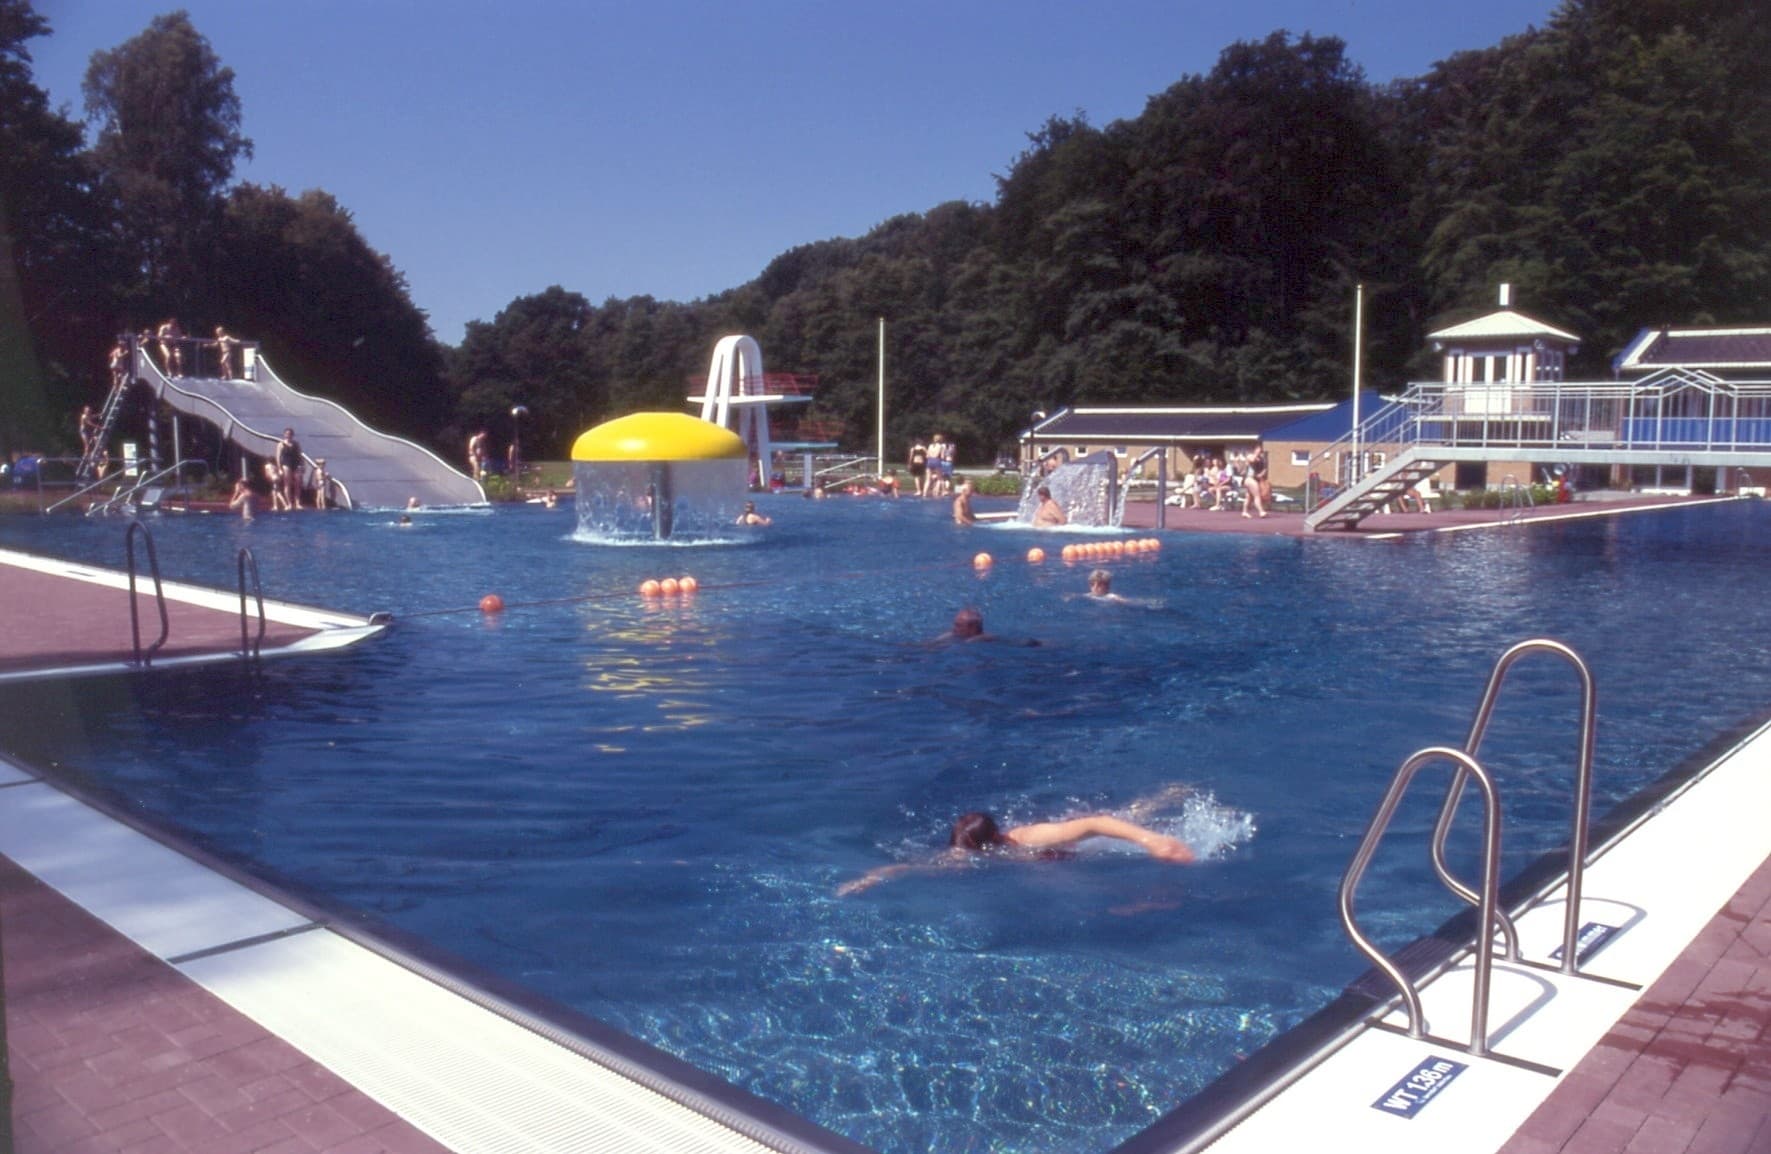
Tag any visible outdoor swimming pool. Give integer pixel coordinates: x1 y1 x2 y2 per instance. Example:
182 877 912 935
3 497 1769 1154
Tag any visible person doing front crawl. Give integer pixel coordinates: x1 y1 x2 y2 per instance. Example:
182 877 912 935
837 810 1194 895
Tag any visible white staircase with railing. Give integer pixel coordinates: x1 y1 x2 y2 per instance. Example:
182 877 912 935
1306 447 1448 531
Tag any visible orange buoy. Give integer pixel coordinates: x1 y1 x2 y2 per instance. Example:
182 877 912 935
479 593 505 614
659 577 681 595
973 552 993 569
1027 547 1046 563
1147 537 1162 550
639 579 661 597
678 576 698 593
1060 544 1076 561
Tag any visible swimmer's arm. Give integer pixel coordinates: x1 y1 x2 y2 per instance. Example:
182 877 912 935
837 850 968 895
1006 816 1195 863
836 862 927 896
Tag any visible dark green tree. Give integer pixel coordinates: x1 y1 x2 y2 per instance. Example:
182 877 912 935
1410 0 1771 368
218 184 447 441
83 10 250 315
448 286 600 461
0 0 118 454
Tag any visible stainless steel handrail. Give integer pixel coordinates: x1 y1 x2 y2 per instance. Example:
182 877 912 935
88 458 206 516
1431 639 1597 975
1496 474 1533 523
1340 746 1504 1057
123 520 170 666
1125 446 1170 528
44 468 126 515
236 547 267 658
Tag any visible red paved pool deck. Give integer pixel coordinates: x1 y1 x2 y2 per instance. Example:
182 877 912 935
1499 853 1771 1154
2 855 450 1154
0 560 317 677
1118 492 1726 537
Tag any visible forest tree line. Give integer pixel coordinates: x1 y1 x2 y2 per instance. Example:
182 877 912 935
2 0 1767 469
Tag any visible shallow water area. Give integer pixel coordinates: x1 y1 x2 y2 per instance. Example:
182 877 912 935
2 495 1770 1154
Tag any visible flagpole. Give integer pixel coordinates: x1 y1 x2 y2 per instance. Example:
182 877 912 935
1352 283 1364 482
876 318 885 476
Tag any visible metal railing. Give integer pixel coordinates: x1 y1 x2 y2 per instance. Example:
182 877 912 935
1496 474 1534 523
237 548 267 658
131 331 262 383
123 521 170 667
86 458 208 516
1340 746 1505 1057
1431 639 1597 976
1306 370 1771 513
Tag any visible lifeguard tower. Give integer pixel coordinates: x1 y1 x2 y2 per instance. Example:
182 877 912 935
687 336 833 488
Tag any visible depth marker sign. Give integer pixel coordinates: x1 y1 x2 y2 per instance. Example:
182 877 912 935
1373 1055 1467 1118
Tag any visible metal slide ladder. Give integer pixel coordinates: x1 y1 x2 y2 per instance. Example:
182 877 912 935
1338 639 1603 1058
78 359 135 481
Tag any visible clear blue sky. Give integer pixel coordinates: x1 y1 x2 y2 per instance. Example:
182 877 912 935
31 1 1560 344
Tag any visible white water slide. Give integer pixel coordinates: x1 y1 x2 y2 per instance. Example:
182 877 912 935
133 347 485 509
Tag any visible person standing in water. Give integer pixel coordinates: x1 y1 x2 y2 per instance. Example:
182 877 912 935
952 477 977 524
1033 485 1067 526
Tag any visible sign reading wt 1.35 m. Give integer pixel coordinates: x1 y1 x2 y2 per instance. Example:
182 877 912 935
1372 1055 1468 1118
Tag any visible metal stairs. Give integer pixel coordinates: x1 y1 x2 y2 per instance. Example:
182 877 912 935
76 376 132 480
1305 447 1447 531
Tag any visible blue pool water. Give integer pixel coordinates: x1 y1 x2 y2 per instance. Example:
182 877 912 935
3 498 1770 1153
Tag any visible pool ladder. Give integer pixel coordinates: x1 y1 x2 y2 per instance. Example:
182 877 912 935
124 520 170 667
1338 639 1599 1058
121 522 271 666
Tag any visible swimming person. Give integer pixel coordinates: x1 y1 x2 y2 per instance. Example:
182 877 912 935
1032 486 1067 526
736 500 772 525
946 606 985 640
1086 569 1122 600
837 810 1195 895
934 607 1039 647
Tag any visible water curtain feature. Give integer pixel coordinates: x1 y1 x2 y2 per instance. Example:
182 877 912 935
571 413 749 542
1016 450 1126 526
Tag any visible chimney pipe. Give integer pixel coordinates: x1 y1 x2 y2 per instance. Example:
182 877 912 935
1498 283 1513 307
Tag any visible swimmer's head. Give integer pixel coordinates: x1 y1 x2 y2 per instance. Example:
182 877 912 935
1037 486 1053 500
950 812 1006 851
1088 568 1111 593
951 607 984 638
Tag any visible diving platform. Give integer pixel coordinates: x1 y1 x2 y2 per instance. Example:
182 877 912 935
1307 369 1771 530
686 335 816 478
127 343 485 510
